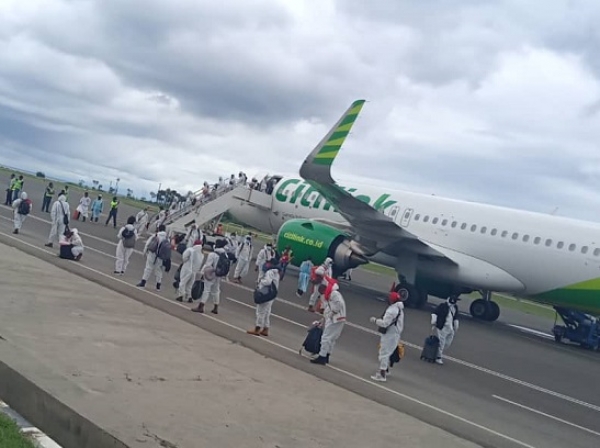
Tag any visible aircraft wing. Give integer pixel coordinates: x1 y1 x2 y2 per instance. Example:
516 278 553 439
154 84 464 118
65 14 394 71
299 99 455 263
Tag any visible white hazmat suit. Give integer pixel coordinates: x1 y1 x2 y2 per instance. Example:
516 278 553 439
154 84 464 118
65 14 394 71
178 244 205 301
249 268 280 335
312 282 346 364
47 195 70 245
135 209 149 235
234 238 252 281
431 298 460 364
141 231 168 287
255 244 275 282
370 299 404 380
76 195 91 221
308 258 333 309
197 247 227 311
115 224 138 274
12 192 30 233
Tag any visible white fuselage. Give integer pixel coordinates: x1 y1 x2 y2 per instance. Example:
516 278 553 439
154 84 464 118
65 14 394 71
228 177 600 296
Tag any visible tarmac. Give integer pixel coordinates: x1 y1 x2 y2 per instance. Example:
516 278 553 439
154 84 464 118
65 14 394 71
0 241 478 448
0 175 599 448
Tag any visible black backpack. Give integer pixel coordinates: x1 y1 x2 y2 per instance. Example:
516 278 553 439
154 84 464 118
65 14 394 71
122 228 136 249
214 252 230 277
18 199 31 215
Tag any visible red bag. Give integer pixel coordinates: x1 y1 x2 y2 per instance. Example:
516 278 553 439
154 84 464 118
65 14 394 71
73 210 80 220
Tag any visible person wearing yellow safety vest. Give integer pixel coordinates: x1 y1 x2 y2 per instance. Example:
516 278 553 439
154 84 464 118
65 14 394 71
4 174 15 205
42 182 55 213
105 197 120 228
11 175 24 203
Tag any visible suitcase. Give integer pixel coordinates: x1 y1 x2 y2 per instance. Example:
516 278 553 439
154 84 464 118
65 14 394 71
420 335 440 362
301 325 323 355
191 280 204 300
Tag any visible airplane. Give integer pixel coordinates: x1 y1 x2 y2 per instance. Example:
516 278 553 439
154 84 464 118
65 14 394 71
226 100 600 325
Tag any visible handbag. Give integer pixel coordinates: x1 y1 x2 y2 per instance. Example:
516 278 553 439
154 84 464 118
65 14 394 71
253 281 278 304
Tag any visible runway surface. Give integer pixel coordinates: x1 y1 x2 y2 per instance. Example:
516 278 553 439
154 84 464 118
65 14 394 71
2 176 599 448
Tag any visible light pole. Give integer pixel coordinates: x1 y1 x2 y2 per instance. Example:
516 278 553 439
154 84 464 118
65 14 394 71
115 178 120 195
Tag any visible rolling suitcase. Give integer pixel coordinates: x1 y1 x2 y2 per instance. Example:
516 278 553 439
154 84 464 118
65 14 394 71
300 325 323 355
420 334 440 362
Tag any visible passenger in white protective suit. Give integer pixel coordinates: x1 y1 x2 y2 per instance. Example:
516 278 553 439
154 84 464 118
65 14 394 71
431 295 460 365
176 240 205 303
114 216 138 275
255 243 275 282
12 191 31 234
247 259 280 337
233 235 253 283
192 239 227 315
308 257 333 312
369 290 406 382
45 193 70 247
135 207 149 235
185 224 202 248
76 192 91 222
311 278 346 365
136 225 168 290
59 228 84 260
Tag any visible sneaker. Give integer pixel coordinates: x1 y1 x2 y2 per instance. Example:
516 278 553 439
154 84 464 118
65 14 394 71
113 271 120 274
371 373 387 382
435 358 444 365
44 243 53 248
175 296 183 302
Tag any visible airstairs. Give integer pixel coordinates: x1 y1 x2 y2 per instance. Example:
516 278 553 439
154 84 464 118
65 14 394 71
164 186 273 236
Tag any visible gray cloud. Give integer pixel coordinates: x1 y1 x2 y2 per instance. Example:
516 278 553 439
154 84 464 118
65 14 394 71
2 0 600 223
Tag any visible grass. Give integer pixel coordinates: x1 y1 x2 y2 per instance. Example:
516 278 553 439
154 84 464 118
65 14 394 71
0 166 159 213
0 413 36 448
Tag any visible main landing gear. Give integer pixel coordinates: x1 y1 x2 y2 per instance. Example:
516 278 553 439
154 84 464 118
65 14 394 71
469 290 500 322
393 281 428 309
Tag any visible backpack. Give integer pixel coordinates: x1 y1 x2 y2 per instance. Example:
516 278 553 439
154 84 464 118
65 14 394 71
157 239 172 261
253 281 278 304
214 251 230 277
18 199 31 215
147 235 159 253
122 228 136 249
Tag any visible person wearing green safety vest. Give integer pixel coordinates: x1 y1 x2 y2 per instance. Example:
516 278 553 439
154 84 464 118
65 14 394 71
11 175 24 203
105 197 120 228
4 174 15 205
42 182 55 213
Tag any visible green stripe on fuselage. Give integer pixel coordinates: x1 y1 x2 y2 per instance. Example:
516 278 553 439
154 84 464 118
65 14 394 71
533 280 600 315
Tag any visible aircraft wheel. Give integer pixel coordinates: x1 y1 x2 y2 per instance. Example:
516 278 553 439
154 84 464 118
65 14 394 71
400 283 419 308
487 301 500 322
470 299 490 320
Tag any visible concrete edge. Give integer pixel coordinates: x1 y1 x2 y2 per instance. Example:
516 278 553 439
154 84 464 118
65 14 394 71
0 361 128 448
1 398 62 448
0 231 500 448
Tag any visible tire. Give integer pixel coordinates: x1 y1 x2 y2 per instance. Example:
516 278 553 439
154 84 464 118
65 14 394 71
400 283 419 308
470 299 490 320
486 301 500 322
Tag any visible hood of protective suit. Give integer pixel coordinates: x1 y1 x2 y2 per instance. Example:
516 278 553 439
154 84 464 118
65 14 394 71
323 257 333 267
58 194 67 202
20 191 28 200
124 224 135 231
323 278 338 300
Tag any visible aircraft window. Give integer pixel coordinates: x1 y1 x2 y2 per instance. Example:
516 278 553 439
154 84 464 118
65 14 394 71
414 214 420 221
442 219 448 226
534 237 541 245
582 246 589 254
501 230 508 238
523 235 530 242
569 243 576 251
545 239 552 247
512 232 519 240
471 224 477 232
424 216 430 223
451 221 457 228
491 228 497 236
557 241 564 249
481 226 487 234
461 223 467 230
433 217 439 224
594 248 600 256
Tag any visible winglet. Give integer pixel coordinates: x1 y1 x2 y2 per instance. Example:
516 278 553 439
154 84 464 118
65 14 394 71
300 99 366 184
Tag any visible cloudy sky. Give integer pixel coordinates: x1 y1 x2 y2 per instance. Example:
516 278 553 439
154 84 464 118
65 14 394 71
2 1 600 221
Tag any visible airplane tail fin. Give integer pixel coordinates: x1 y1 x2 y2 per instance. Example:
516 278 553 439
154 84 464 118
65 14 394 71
299 99 366 183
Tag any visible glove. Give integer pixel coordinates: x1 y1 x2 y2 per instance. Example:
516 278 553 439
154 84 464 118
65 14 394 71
369 317 377 324
430 314 437 325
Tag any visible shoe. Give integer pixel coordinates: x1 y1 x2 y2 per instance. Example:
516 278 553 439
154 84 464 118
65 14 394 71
325 354 330 364
175 296 183 302
247 326 261 336
45 243 53 248
136 280 146 288
191 303 205 313
211 305 219 314
307 305 315 312
74 254 82 261
120 271 125 275
156 283 161 291
310 356 328 365
371 373 387 382
187 298 193 303
259 328 269 337
114 271 120 274
13 229 18 234
435 358 444 365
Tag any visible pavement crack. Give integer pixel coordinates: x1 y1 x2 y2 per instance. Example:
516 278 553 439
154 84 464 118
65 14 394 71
142 423 178 448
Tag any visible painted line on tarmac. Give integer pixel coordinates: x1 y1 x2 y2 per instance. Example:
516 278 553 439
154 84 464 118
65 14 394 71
493 395 600 438
2 216 599 414
0 230 536 448
507 325 553 340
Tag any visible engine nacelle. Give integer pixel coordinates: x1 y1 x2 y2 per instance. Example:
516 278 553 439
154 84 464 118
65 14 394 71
276 219 368 274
